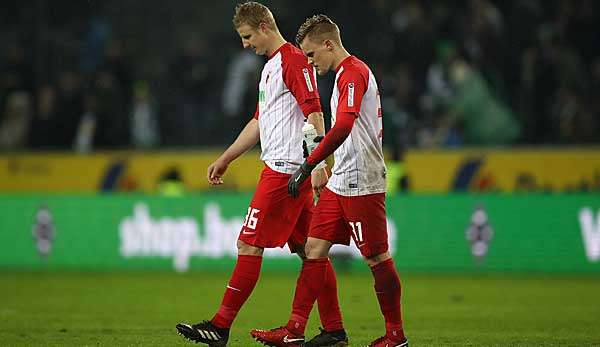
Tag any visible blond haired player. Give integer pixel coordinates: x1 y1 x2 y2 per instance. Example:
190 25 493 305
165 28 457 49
251 15 408 347
176 4 345 346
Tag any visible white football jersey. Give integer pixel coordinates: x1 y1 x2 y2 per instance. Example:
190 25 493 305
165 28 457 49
255 43 321 174
327 56 386 196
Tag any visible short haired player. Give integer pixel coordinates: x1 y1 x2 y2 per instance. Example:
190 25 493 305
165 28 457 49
250 14 408 347
176 4 346 346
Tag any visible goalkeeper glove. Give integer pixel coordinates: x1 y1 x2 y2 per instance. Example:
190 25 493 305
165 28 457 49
288 160 316 198
302 136 324 158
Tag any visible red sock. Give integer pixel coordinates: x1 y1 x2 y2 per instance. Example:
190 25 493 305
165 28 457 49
371 259 405 341
211 255 262 329
317 260 344 332
286 258 329 335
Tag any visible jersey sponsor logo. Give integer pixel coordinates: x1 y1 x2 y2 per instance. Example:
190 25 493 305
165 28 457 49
302 68 314 92
347 82 354 107
259 90 266 103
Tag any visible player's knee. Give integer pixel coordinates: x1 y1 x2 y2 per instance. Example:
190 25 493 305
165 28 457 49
365 251 392 267
305 238 331 259
237 240 264 256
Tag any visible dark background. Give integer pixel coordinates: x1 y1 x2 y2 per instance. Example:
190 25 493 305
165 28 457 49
1 0 598 152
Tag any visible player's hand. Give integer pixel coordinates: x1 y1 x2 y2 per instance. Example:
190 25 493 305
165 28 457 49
311 167 328 199
207 159 228 185
288 161 316 198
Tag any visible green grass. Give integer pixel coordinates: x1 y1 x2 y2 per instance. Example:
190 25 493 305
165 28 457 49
1 271 600 346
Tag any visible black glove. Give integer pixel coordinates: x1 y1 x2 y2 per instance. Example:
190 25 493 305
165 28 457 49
288 160 316 198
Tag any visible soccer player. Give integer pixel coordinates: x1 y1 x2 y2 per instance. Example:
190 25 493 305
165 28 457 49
250 15 408 347
176 3 346 346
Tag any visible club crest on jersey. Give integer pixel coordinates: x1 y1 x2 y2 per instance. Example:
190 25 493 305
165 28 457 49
348 82 355 107
302 68 314 92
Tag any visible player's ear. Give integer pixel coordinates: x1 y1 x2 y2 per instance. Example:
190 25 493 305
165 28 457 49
258 22 268 34
324 39 334 51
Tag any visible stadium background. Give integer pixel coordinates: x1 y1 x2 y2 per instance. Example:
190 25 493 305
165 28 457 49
1 0 600 346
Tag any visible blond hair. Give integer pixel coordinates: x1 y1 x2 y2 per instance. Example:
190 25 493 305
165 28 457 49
233 1 277 30
296 14 341 46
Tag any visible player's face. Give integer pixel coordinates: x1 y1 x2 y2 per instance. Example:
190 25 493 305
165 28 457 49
236 24 269 56
300 38 333 75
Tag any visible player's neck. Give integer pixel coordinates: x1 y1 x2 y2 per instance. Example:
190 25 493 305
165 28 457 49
332 48 351 71
266 33 287 57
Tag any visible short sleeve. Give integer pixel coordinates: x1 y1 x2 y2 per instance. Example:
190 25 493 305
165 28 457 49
336 69 367 117
282 54 322 116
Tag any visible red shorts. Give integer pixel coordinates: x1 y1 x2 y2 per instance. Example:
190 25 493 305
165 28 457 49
238 165 313 251
309 187 388 258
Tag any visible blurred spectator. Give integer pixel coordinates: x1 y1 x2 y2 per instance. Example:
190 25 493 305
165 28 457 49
1 44 34 122
520 23 586 143
103 40 133 112
73 93 97 153
29 84 57 148
383 63 418 153
551 87 596 143
0 91 32 150
389 0 436 88
221 50 261 132
421 40 462 146
92 68 129 148
445 59 520 145
30 71 84 149
131 81 159 148
459 0 506 93
81 17 112 73
156 167 185 197
1 0 599 149
163 37 213 146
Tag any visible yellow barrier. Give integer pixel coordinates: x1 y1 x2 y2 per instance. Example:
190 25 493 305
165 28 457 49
1 148 599 192
404 148 600 192
0 151 264 192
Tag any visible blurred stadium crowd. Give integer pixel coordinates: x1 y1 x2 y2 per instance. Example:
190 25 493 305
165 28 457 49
0 0 598 152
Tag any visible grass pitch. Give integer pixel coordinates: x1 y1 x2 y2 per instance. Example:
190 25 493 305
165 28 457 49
1 270 600 346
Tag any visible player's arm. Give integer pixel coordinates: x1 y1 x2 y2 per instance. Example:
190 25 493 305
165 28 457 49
306 112 325 137
288 70 366 197
219 118 260 163
281 56 328 192
306 110 328 197
207 118 259 184
306 112 354 165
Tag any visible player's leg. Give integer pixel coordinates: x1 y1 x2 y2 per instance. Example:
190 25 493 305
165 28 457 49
176 240 264 346
294 237 348 347
178 168 282 345
292 198 345 341
252 237 336 347
364 251 407 347
342 193 407 347
252 188 349 346
212 240 263 328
